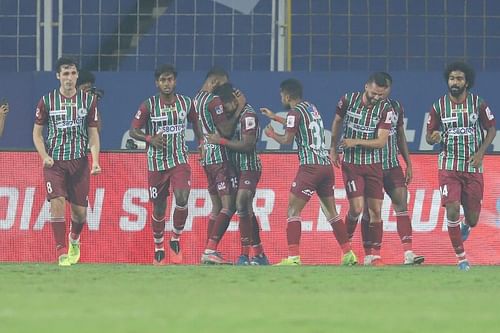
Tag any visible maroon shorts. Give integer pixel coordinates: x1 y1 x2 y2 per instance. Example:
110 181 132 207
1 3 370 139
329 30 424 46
438 169 484 213
383 166 407 193
238 170 261 193
290 164 335 201
43 156 90 206
204 161 238 196
341 162 384 200
148 163 191 203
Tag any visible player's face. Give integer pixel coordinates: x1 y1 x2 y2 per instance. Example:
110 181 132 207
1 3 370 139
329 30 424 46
448 70 468 97
364 82 386 106
280 91 291 109
381 85 392 100
156 72 176 95
223 99 238 114
210 75 228 92
56 65 78 91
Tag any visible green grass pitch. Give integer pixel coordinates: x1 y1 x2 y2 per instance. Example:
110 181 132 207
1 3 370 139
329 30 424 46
0 264 499 333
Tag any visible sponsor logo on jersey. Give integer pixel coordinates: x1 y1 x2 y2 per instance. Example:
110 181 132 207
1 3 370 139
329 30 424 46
77 108 88 117
446 127 475 136
245 117 256 130
49 109 67 116
56 117 85 129
346 122 377 134
346 109 363 119
286 115 295 128
156 124 185 135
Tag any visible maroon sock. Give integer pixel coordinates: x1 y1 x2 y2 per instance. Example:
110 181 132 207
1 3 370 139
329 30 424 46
447 218 465 258
206 209 233 250
345 213 359 240
51 217 66 250
360 216 372 255
251 214 264 256
287 217 301 256
328 215 351 253
238 213 252 255
396 212 412 251
173 205 188 239
370 221 383 256
152 215 165 250
70 219 85 241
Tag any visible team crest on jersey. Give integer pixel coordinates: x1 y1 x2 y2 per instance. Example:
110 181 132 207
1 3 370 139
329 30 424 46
77 108 88 117
469 112 478 124
245 117 256 130
178 109 187 120
286 115 295 128
215 105 224 115
485 106 494 120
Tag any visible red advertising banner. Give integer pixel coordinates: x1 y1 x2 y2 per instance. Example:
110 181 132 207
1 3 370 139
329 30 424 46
1 152 499 265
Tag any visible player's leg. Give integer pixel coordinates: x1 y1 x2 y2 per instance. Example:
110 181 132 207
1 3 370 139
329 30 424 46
44 161 69 265
203 165 222 245
236 188 253 265
439 170 469 270
67 157 91 265
460 172 484 242
342 163 365 240
317 165 356 265
202 163 237 264
148 171 169 265
364 163 385 266
360 205 373 264
169 164 192 264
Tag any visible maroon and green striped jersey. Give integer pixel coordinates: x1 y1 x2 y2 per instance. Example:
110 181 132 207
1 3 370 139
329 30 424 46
132 94 196 171
35 89 99 160
194 90 229 165
380 99 405 170
427 93 496 173
336 92 393 165
285 101 331 166
229 104 262 171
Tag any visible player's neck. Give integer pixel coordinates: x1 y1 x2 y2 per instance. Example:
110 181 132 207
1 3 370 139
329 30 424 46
59 87 76 98
160 93 176 104
448 91 468 104
289 99 302 109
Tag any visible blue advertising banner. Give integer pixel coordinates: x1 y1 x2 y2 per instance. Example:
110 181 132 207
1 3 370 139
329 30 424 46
1 71 499 151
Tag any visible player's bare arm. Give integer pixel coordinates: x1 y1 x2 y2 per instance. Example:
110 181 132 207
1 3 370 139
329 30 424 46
32 123 54 168
129 127 166 149
260 107 286 124
206 132 256 153
330 114 344 168
264 124 294 145
396 125 413 184
88 127 101 175
469 125 496 168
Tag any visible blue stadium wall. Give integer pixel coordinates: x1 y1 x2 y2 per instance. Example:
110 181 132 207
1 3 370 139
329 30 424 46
1 71 499 152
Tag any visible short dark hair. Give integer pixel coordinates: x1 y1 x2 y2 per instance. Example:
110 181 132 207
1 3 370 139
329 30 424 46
380 72 393 85
154 64 177 80
367 72 390 88
213 82 235 103
280 78 303 100
76 69 95 87
444 61 475 88
206 66 228 80
55 57 79 73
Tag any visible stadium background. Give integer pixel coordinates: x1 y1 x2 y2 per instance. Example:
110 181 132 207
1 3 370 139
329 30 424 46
0 0 499 264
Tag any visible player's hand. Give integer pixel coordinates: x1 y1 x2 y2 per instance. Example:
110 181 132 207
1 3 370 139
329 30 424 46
260 107 275 119
264 124 276 139
43 156 54 168
206 133 221 144
340 138 357 148
150 133 166 149
0 103 9 115
468 153 484 168
405 165 413 185
233 89 246 108
330 148 341 168
428 131 441 144
91 163 102 175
